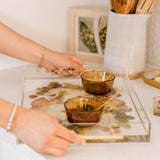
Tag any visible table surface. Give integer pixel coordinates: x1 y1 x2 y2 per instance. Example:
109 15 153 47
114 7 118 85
0 65 160 160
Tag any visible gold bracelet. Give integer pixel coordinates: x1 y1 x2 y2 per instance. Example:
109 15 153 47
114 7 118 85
38 46 46 68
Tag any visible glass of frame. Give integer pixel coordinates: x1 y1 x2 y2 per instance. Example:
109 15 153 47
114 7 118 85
68 7 109 63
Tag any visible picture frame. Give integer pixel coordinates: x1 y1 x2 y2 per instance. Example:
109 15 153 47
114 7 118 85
68 7 109 63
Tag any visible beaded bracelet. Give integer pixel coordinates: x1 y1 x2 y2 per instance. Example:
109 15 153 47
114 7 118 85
38 46 46 68
6 104 18 132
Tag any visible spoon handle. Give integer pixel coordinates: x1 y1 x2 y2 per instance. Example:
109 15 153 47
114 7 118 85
110 0 115 11
136 0 155 13
100 91 120 108
148 0 158 13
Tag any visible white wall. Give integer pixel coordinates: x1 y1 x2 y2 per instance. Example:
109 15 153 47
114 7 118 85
0 0 109 69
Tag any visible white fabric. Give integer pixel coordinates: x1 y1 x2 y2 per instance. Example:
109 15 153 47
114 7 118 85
0 54 28 70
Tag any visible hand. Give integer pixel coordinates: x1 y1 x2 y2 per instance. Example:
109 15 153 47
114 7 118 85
0 22 84 77
43 50 85 77
12 107 85 157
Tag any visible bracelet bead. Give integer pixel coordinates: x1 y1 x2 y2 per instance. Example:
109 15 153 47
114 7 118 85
6 104 18 133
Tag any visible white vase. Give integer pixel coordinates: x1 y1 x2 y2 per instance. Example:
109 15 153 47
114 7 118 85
94 10 150 76
146 0 160 68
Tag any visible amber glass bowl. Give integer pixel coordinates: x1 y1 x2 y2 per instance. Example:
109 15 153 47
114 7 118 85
64 96 104 123
81 70 115 95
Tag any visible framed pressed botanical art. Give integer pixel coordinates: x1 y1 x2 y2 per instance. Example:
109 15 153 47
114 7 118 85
68 7 109 63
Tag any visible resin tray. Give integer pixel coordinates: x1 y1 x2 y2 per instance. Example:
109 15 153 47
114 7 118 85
21 65 151 143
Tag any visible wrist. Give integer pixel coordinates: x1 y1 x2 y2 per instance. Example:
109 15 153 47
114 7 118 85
0 99 15 130
40 49 57 70
38 46 46 68
10 106 28 134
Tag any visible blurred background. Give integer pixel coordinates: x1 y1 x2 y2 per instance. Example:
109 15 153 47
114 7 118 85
0 0 160 70
0 0 109 69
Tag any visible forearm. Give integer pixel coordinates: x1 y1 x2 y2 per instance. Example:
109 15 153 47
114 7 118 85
0 22 84 75
0 99 85 156
0 22 43 65
0 98 15 129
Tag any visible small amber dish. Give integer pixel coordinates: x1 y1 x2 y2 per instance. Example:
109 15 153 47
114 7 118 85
81 70 115 95
64 96 104 123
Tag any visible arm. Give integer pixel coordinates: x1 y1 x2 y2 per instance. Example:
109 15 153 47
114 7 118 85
0 98 85 156
0 22 85 156
0 22 42 65
0 22 84 74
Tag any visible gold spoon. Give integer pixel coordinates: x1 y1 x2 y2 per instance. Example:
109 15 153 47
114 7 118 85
130 0 139 13
114 0 133 14
98 91 120 109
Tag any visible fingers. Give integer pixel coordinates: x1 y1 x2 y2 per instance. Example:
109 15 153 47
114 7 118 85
56 125 85 145
48 67 82 77
71 71 79 77
43 147 65 157
48 136 70 150
49 114 85 145
58 69 71 77
72 56 84 66
57 68 81 77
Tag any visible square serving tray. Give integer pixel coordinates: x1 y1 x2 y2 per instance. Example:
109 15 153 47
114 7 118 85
21 65 151 143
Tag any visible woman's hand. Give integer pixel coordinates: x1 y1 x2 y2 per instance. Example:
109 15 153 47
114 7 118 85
43 50 85 77
12 107 85 157
0 22 85 77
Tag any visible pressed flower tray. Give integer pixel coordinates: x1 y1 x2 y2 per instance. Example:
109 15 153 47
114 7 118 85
21 64 151 143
